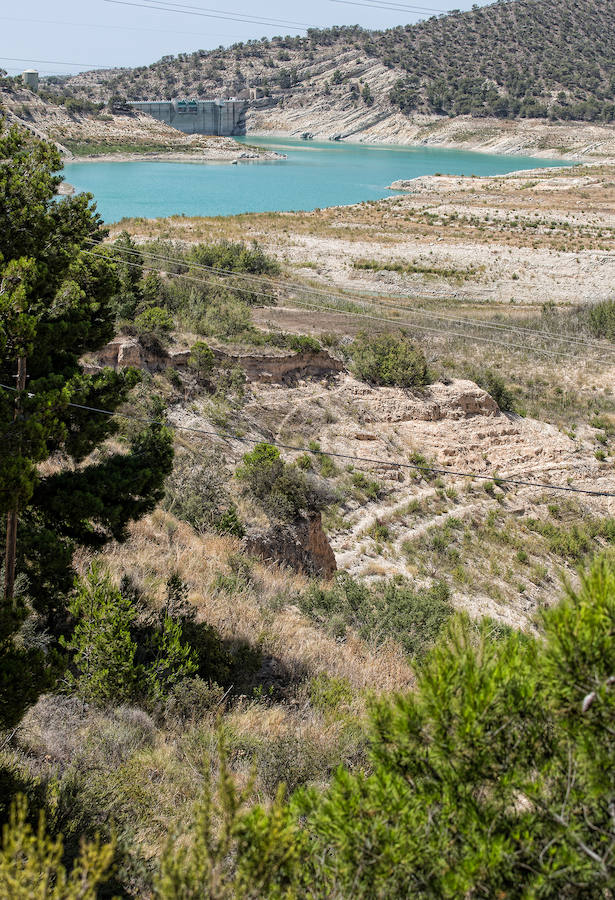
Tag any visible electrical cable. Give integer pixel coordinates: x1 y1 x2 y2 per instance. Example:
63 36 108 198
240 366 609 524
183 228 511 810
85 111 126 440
81 247 281 304
81 245 608 360
330 0 447 13
91 241 615 355
80 246 588 359
0 56 116 70
103 0 311 31
81 247 563 357
82 241 592 352
0 383 611 497
134 0 311 29
0 14 265 42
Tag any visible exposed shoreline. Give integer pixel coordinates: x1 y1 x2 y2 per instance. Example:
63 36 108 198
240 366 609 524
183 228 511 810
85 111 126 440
246 115 615 165
65 130 615 169
66 148 287 164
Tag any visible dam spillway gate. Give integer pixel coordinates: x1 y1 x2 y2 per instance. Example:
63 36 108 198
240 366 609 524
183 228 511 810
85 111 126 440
128 99 248 136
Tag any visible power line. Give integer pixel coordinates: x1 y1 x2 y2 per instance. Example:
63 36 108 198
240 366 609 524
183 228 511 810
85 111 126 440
87 242 602 352
104 0 311 31
274 295 573 359
82 246 565 357
0 56 116 70
83 243 610 360
0 14 265 42
0 383 611 498
80 246 584 360
329 0 447 13
137 0 311 29
93 241 614 355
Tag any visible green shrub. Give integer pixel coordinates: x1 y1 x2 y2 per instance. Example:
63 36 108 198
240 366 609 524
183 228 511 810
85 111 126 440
236 443 321 521
155 736 298 899
164 454 243 536
299 574 453 659
214 362 246 404
309 673 353 713
202 295 251 339
159 574 236 686
318 454 337 478
525 516 615 561
369 520 391 543
349 470 383 500
188 239 280 277
287 334 322 354
61 565 139 706
237 442 284 495
175 555 615 896
295 555 615 894
587 299 615 340
188 341 215 383
144 616 198 705
216 506 245 537
471 368 517 412
408 450 437 481
295 453 313 471
307 442 338 477
349 332 431 388
62 567 198 708
164 367 182 389
134 306 174 335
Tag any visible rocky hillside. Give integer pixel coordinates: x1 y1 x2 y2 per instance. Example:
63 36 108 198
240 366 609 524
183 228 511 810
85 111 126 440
60 0 615 129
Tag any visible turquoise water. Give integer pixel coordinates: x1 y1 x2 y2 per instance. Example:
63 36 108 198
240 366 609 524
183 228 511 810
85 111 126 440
63 135 566 224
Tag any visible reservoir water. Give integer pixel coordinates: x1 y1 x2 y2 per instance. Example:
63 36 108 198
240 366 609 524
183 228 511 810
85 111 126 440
63 135 567 223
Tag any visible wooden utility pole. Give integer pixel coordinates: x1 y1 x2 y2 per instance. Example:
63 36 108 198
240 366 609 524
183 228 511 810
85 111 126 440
4 355 26 605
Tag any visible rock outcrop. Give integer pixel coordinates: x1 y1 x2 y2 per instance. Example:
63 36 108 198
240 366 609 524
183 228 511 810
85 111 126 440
244 513 337 578
346 378 500 424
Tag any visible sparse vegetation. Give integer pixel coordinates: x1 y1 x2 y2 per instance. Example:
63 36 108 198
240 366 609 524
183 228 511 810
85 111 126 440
354 257 480 282
163 453 244 537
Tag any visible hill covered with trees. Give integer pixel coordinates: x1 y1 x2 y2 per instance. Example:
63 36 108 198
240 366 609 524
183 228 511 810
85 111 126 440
62 0 615 125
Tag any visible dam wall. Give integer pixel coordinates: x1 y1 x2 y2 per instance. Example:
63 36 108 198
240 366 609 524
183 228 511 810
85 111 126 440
128 99 248 136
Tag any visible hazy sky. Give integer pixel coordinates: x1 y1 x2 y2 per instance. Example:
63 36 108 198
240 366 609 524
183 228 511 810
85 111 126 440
1 0 493 76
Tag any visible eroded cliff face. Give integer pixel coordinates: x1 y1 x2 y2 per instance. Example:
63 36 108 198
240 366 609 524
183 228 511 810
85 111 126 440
89 337 343 383
244 513 337 579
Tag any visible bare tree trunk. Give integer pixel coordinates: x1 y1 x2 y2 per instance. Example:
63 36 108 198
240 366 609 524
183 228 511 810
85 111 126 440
4 356 27 605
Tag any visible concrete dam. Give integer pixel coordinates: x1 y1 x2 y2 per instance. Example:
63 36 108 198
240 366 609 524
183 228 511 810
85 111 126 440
128 99 248 136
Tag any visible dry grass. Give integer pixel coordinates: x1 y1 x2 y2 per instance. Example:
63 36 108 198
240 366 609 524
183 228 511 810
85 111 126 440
6 505 415 890
80 509 413 694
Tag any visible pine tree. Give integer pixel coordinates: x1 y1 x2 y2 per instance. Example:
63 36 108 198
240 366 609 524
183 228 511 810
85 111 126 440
0 797 114 899
0 121 174 731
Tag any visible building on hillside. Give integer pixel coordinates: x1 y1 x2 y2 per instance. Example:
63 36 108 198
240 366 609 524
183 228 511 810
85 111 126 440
22 69 39 91
128 99 248 136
